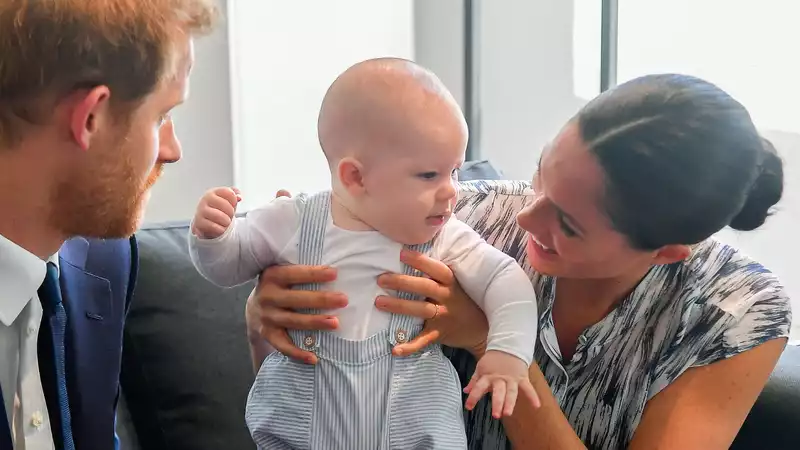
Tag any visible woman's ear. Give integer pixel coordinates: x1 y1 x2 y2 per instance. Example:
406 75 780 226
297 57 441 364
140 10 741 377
652 244 691 265
337 157 366 196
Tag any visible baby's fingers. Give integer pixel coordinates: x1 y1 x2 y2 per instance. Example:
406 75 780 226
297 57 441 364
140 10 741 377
520 379 542 409
464 375 491 411
502 381 519 417
491 379 507 419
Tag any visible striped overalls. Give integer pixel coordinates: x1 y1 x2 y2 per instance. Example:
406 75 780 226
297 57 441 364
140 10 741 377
245 192 467 450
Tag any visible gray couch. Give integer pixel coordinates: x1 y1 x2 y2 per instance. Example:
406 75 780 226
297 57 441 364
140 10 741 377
119 162 800 449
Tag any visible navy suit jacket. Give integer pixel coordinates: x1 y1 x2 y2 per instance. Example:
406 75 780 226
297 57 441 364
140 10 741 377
38 236 138 450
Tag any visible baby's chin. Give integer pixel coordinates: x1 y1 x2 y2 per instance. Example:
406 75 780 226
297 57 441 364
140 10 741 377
385 223 445 246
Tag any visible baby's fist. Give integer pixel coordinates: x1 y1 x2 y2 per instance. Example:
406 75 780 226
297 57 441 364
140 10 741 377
192 187 242 239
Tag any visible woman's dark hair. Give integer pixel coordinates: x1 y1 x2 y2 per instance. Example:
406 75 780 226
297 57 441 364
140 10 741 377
577 74 784 250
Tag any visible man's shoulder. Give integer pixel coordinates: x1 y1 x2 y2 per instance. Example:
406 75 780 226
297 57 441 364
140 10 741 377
61 236 136 267
61 236 137 304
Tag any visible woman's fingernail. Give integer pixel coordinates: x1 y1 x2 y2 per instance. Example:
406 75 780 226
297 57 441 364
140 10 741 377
325 317 338 328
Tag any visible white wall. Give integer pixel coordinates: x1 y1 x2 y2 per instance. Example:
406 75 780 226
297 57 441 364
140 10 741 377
413 0 466 109
144 0 234 223
227 0 415 210
477 0 587 179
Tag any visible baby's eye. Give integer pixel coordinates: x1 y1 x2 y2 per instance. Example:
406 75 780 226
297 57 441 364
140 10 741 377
417 172 438 180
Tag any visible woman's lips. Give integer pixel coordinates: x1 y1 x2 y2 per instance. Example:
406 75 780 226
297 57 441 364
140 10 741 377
528 234 558 258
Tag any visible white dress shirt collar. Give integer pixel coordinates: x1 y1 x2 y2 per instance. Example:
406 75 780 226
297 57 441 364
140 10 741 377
0 233 59 326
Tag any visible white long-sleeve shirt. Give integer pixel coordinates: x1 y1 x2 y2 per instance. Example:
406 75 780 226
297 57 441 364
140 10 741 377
189 195 537 364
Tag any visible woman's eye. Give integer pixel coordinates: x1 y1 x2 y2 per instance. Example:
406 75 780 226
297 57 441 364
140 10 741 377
418 172 438 180
559 214 577 237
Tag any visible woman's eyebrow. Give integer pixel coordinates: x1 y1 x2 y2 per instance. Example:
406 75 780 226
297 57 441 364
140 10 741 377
536 145 587 235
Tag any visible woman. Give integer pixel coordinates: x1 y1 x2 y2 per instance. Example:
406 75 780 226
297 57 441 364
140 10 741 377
246 74 791 449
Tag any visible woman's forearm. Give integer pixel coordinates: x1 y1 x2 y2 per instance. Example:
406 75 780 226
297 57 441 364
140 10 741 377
502 363 586 450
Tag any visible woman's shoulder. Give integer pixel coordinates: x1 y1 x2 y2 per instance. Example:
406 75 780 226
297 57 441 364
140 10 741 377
657 238 791 365
679 239 789 317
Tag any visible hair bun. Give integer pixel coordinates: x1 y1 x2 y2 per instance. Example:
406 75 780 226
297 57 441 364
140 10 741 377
729 137 784 231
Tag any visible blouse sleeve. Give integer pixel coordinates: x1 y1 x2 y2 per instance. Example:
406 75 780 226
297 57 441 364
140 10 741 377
692 269 792 367
650 250 792 399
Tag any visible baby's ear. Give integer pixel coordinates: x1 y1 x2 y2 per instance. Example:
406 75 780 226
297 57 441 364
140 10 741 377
337 157 366 195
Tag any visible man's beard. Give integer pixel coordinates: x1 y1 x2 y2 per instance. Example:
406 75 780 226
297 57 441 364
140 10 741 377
50 138 164 240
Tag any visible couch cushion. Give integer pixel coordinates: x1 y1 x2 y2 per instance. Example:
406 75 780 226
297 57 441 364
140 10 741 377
121 222 257 450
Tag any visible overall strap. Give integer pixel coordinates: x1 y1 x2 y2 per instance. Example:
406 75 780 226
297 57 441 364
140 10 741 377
287 191 331 353
0 381 13 450
387 240 434 346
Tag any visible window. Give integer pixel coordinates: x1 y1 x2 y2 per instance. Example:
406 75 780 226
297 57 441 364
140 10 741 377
616 0 800 134
614 0 800 336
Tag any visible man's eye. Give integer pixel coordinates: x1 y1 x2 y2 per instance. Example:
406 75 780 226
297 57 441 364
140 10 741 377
418 172 438 180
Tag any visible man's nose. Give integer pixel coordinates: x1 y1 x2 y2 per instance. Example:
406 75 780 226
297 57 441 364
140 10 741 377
158 119 182 164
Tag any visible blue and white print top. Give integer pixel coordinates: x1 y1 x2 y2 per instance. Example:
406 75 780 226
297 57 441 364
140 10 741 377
447 180 793 450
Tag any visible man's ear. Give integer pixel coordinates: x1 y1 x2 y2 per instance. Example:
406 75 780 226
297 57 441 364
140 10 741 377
69 86 111 151
652 244 691 265
337 157 366 196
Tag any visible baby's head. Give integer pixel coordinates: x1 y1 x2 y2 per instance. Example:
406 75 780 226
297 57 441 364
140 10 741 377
318 57 468 245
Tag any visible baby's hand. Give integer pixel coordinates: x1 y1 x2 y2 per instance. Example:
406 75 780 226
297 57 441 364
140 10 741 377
192 187 242 239
464 350 540 419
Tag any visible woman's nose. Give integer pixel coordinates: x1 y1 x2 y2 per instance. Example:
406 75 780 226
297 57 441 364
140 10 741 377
516 195 547 232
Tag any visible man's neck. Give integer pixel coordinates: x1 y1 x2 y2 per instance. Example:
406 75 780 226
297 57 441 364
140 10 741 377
0 156 65 260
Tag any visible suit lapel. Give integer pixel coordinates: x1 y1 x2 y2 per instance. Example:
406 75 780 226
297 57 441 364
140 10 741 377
51 238 113 447
59 238 113 323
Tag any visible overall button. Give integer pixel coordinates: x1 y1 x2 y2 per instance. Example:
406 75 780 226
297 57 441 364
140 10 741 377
31 411 43 429
303 335 316 349
395 329 408 344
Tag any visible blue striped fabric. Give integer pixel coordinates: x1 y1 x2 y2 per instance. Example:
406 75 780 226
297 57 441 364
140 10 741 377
246 191 468 449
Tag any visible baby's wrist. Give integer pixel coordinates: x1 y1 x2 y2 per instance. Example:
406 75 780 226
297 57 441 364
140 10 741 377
469 341 488 359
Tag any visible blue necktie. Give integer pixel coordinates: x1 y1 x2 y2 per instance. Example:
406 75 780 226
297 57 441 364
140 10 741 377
38 262 75 450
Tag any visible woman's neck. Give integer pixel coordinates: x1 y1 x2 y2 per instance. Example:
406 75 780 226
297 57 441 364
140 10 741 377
556 265 653 321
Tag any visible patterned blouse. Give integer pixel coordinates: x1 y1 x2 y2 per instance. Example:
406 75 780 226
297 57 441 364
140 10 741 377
445 180 793 450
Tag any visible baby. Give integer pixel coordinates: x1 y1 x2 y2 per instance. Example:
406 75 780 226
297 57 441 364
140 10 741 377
189 58 538 450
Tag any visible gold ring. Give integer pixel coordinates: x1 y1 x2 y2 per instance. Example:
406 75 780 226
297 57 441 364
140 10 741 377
430 303 440 320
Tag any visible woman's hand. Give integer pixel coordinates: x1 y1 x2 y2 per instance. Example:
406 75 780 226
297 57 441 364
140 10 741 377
375 249 489 357
250 264 348 364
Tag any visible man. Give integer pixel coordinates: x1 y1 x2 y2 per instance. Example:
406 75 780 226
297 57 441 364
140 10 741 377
0 1 219 449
